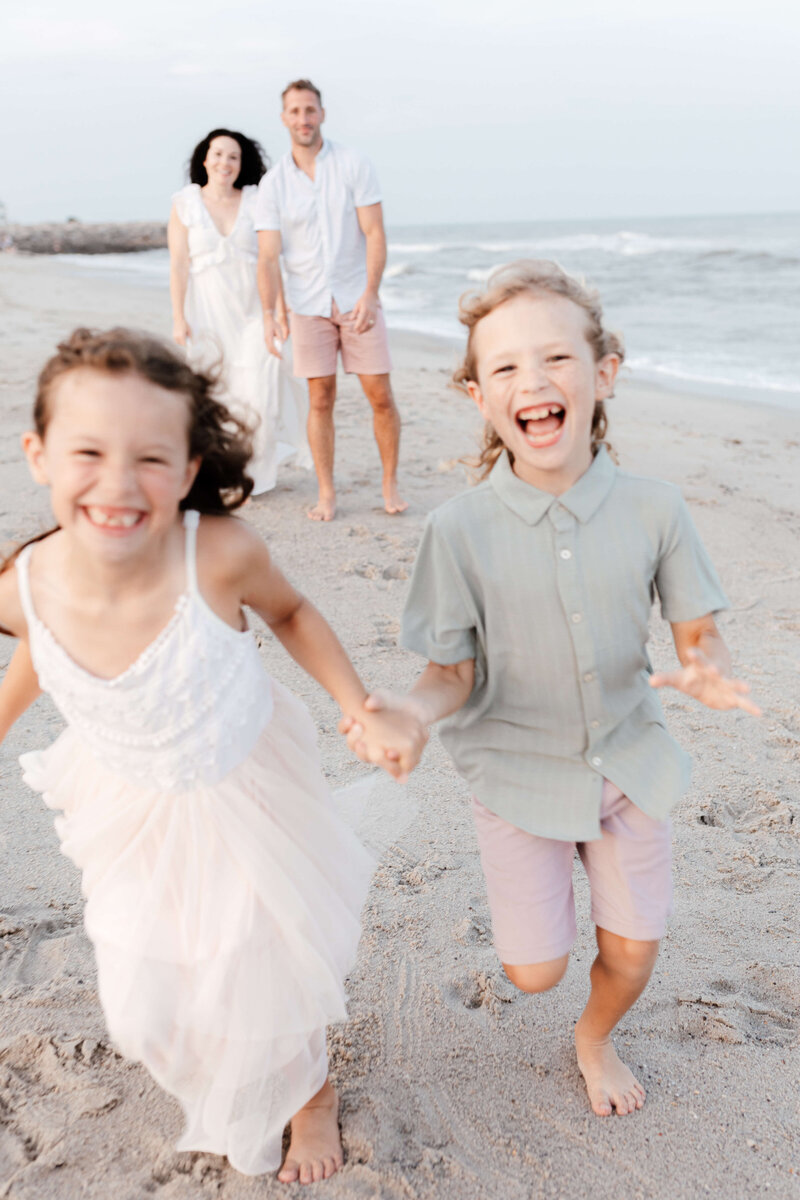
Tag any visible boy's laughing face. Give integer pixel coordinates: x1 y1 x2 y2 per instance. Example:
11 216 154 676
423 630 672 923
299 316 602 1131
466 293 619 495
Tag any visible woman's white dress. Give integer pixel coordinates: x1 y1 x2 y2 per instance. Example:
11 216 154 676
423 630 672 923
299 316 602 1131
173 183 312 495
16 512 372 1176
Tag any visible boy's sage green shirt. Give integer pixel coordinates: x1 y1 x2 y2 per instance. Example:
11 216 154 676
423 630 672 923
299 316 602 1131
401 448 728 841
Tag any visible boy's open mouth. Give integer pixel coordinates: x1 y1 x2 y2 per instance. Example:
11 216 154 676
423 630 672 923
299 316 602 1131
516 403 566 445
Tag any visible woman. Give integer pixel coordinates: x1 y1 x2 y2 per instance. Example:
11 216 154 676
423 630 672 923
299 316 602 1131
168 128 311 494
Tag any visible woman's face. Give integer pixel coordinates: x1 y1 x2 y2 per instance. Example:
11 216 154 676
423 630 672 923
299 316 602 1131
203 136 242 188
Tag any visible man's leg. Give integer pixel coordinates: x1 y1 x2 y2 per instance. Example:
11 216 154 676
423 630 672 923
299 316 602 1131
357 373 408 514
306 375 337 521
574 927 660 1116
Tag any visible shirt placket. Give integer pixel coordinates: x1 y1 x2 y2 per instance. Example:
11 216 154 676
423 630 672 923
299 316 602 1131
313 160 333 313
548 505 606 774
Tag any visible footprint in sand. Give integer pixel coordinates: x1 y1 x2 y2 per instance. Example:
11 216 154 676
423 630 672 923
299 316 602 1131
676 966 799 1046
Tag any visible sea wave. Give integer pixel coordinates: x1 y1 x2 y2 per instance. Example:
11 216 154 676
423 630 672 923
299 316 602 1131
627 356 800 397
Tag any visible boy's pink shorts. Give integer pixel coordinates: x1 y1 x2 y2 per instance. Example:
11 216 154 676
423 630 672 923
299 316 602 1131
472 780 672 965
289 300 392 379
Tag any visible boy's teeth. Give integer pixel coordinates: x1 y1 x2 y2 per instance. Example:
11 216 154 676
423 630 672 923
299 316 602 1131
520 405 563 421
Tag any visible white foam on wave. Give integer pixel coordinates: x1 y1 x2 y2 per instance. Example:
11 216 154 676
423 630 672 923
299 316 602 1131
627 356 800 398
474 231 720 257
387 241 446 254
56 249 170 278
384 262 414 278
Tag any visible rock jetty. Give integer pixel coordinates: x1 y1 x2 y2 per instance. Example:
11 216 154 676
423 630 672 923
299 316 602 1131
1 221 167 255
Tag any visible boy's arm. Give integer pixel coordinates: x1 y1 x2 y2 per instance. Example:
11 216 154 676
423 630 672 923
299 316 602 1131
340 659 475 770
0 641 41 741
650 614 761 715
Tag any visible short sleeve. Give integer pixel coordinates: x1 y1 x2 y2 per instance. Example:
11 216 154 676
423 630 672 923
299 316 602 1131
349 151 382 208
171 184 199 227
655 492 729 622
401 518 477 664
253 172 281 231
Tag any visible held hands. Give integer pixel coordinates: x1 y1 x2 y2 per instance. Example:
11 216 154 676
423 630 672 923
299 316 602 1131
349 289 379 335
339 691 428 783
264 311 289 358
173 318 191 347
649 648 761 716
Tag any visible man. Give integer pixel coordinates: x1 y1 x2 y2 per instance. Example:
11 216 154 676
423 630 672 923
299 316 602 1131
255 79 406 522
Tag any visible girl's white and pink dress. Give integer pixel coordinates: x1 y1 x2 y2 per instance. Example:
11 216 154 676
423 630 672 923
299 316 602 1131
173 182 312 495
16 512 372 1176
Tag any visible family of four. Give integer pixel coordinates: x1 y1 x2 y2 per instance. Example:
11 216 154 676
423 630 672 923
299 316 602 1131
0 75 760 1193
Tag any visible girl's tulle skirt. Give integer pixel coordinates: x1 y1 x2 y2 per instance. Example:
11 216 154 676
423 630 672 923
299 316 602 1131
20 680 375 1176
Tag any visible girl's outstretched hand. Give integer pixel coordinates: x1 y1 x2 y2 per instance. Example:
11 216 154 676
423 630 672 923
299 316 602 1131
649 648 761 716
339 691 429 783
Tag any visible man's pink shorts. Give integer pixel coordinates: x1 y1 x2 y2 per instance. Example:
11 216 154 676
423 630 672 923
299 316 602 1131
289 300 392 379
472 780 672 965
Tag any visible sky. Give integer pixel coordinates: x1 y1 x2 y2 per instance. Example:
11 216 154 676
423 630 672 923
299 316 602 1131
2 0 799 226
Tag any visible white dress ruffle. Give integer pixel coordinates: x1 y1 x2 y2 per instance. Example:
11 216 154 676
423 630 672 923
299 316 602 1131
16 514 372 1175
173 183 312 495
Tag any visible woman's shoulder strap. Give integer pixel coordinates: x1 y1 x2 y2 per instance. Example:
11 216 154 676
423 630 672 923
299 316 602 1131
171 183 201 226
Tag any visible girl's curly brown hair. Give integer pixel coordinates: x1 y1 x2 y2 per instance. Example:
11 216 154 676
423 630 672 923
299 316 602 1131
2 327 254 578
452 260 625 479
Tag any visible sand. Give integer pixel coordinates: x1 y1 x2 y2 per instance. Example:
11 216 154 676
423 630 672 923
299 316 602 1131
0 253 797 1199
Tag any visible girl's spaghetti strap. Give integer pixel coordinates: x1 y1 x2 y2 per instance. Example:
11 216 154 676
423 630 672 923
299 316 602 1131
182 509 200 595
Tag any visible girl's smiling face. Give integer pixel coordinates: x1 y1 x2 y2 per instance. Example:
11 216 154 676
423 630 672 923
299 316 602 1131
466 292 619 495
23 369 200 564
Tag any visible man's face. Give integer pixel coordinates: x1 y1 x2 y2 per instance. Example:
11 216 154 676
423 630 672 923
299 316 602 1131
281 89 325 149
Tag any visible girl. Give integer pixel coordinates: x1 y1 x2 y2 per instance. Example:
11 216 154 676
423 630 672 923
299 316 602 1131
0 328 424 1183
344 260 760 1119
169 128 311 494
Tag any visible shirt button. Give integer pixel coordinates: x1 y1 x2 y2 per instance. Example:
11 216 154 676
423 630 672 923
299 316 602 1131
590 720 600 729
592 755 603 767
583 671 594 682
571 612 582 623
559 549 572 560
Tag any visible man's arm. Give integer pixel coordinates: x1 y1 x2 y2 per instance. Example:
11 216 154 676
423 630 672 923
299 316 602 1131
350 202 386 334
257 230 288 357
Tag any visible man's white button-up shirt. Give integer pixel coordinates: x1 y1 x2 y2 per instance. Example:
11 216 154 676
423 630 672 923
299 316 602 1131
254 140 382 317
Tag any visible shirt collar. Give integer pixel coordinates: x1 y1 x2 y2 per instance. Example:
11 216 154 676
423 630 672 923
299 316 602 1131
489 446 617 525
288 139 330 174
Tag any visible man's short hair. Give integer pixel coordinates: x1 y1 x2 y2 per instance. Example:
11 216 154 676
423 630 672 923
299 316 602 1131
282 79 323 106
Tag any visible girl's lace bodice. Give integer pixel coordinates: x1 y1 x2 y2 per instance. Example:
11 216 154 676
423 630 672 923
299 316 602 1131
16 511 273 791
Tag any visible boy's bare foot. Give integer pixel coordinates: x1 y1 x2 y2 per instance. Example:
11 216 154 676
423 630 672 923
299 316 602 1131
277 1078 343 1185
308 495 336 522
574 1026 646 1117
383 480 408 515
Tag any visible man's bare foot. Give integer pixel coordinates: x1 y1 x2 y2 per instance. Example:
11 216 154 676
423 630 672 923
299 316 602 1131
277 1078 343 1185
383 480 408 515
308 495 336 522
574 1025 646 1117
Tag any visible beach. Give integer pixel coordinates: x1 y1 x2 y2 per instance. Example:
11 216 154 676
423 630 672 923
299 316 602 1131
0 253 797 1198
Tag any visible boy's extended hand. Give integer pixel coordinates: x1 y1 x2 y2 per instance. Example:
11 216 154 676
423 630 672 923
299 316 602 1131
649 648 761 715
339 691 428 783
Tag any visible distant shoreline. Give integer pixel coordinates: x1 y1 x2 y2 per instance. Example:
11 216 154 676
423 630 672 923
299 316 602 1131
1 221 167 255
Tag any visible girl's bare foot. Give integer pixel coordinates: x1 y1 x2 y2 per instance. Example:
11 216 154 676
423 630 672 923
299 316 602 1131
277 1078 343 1184
574 1025 646 1117
383 479 408 515
308 495 336 522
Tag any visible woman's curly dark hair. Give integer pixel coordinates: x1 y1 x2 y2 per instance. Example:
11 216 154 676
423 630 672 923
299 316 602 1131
188 129 269 188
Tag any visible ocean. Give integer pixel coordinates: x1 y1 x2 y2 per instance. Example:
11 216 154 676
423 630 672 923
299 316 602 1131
58 211 800 407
